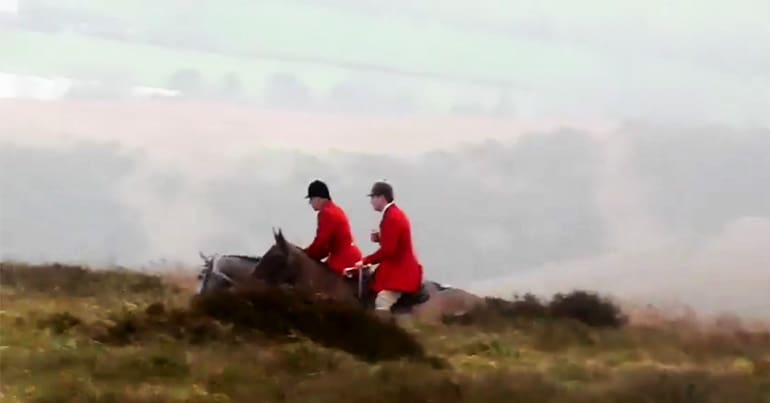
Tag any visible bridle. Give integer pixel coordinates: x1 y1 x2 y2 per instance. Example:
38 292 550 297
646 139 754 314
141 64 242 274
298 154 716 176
197 255 236 293
344 264 373 299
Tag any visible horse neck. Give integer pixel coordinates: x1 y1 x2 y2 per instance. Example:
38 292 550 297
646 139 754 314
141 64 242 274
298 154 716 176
216 255 258 280
289 249 357 295
289 249 332 281
226 254 261 264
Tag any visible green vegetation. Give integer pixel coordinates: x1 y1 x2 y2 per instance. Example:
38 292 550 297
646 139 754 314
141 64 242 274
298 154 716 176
1 262 769 402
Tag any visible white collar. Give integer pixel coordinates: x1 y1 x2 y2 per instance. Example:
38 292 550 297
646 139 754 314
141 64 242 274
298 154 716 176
381 201 395 217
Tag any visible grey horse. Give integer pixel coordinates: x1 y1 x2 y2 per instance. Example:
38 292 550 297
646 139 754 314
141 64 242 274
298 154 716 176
196 252 263 294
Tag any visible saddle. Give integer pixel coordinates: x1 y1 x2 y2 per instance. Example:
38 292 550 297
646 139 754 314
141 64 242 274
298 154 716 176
344 270 432 313
390 283 431 314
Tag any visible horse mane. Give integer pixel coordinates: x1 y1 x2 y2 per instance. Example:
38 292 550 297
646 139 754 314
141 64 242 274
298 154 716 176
199 252 261 270
224 254 262 263
271 228 353 286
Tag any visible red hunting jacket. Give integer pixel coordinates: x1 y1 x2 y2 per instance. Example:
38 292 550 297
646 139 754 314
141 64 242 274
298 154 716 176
363 203 423 294
304 201 363 275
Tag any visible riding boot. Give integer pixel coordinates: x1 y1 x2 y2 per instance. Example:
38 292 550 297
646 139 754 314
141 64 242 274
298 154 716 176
374 309 395 323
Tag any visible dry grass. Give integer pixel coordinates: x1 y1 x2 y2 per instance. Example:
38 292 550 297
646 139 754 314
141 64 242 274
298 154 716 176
1 262 769 403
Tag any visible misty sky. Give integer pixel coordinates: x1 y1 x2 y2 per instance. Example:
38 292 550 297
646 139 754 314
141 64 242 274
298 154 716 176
1 1 769 317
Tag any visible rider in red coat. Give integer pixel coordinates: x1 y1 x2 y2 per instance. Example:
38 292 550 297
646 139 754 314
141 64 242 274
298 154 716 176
354 181 423 312
304 180 363 275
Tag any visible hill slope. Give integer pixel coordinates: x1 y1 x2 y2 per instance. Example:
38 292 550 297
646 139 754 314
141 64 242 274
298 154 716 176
1 262 768 402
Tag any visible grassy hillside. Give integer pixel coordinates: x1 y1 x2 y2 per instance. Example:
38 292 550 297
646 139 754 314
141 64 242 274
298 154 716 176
1 262 768 402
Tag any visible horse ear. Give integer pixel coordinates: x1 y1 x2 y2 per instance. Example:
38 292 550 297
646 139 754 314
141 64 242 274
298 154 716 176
199 251 211 263
275 228 289 254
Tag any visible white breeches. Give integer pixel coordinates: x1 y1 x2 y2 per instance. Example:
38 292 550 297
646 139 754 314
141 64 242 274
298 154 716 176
374 290 402 311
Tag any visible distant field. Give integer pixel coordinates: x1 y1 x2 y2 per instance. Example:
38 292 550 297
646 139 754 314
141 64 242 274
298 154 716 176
1 30 516 111
34 0 589 82
1 0 601 112
0 30 346 93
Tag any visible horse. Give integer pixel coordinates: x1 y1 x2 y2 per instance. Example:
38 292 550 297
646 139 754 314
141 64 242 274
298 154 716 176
195 252 263 294
197 229 485 323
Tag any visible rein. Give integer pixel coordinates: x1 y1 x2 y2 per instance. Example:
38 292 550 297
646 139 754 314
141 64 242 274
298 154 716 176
344 264 373 299
197 255 237 294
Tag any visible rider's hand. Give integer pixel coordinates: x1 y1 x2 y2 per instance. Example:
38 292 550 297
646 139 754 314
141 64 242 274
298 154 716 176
344 261 364 277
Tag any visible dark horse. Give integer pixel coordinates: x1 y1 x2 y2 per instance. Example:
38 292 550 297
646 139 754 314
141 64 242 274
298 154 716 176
196 229 484 322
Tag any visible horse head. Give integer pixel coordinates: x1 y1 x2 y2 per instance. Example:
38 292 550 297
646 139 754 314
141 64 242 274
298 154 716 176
196 251 221 294
197 251 212 277
250 228 302 285
196 251 262 295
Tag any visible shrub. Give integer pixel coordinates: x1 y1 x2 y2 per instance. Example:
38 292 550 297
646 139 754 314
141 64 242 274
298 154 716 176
443 290 626 329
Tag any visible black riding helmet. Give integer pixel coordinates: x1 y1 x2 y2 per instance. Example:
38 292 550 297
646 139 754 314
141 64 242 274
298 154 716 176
306 179 331 200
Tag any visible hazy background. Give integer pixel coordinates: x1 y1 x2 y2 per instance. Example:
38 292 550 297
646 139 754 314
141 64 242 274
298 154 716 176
1 0 768 318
